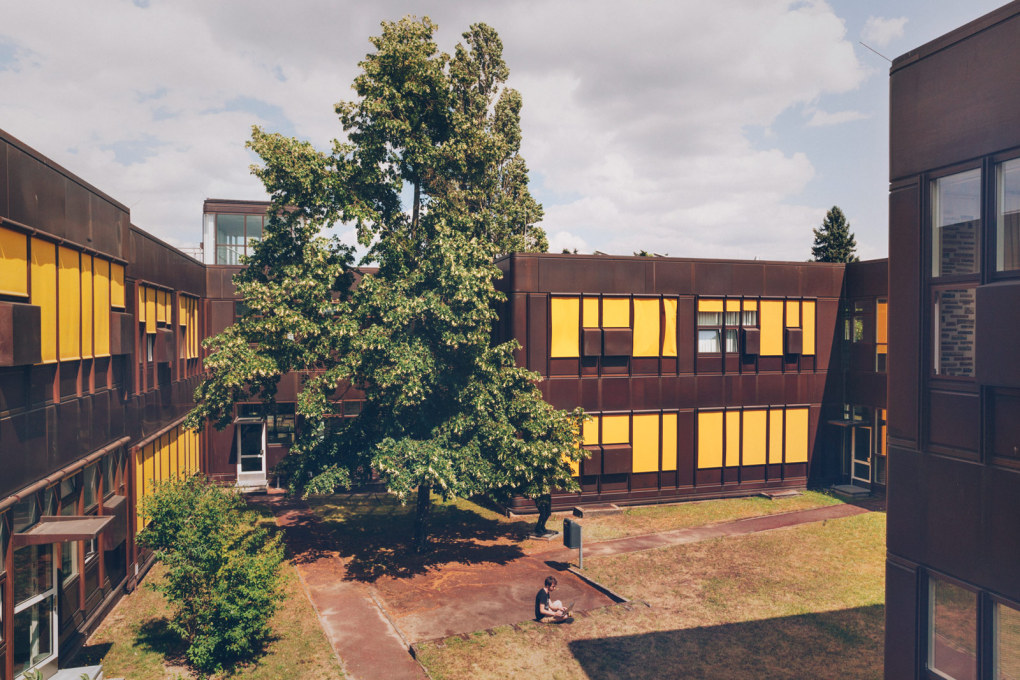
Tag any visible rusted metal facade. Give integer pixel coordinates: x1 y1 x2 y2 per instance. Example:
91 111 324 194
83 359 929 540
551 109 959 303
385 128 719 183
887 3 1020 677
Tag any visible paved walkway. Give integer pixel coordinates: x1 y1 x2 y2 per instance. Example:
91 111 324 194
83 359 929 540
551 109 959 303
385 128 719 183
257 494 880 680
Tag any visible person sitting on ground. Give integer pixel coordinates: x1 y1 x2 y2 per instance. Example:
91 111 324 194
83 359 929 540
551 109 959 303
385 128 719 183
535 576 570 623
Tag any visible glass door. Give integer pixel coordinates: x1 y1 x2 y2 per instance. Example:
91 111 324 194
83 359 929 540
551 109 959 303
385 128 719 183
236 421 267 488
851 426 872 485
12 544 57 678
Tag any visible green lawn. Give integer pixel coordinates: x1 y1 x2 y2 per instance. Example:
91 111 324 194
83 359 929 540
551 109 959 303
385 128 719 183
415 510 887 680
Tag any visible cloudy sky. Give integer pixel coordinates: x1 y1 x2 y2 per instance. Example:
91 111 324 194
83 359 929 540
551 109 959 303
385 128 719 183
0 0 1006 261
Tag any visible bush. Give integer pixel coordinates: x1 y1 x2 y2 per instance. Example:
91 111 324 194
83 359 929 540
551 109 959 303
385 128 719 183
138 476 284 674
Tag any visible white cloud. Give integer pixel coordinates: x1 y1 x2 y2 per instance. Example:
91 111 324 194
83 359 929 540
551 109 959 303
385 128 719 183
805 108 869 127
0 0 869 260
861 16 908 48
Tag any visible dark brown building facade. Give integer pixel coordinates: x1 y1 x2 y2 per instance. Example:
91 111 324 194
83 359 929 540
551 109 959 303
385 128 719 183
887 3 1020 678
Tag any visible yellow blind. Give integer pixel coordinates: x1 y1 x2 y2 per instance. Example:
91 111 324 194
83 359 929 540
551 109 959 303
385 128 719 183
602 297 630 328
802 300 816 355
601 414 630 444
110 263 125 308
661 413 677 471
632 414 660 473
582 297 599 328
0 227 29 296
785 408 809 463
31 238 58 364
697 411 723 469
549 297 580 358
742 410 767 466
582 415 600 446
760 300 784 356
80 255 93 359
93 259 111 357
632 298 660 357
145 286 156 334
698 298 723 313
58 246 81 361
725 410 741 467
876 300 888 344
725 299 740 312
661 298 677 357
768 408 784 464
786 300 800 327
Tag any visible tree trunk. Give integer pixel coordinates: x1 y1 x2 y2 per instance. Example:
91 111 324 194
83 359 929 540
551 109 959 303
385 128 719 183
411 181 420 240
413 482 432 553
534 494 552 535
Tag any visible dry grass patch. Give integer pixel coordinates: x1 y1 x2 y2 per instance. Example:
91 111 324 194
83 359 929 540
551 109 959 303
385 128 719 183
77 561 343 679
416 511 886 680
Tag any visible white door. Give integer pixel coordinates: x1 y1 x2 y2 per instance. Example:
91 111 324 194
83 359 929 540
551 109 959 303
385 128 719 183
236 421 267 487
850 426 872 486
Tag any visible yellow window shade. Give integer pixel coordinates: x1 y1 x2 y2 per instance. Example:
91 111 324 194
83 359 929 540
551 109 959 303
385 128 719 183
58 246 81 361
803 300 816 355
602 414 630 444
179 297 188 325
157 290 168 324
582 297 600 328
768 408 784 464
31 239 59 364
876 300 888 344
582 415 600 446
632 414 660 473
145 286 156 334
786 300 800 327
725 299 740 312
661 413 677 471
742 410 767 466
566 450 579 477
170 429 179 479
135 448 145 527
549 296 580 358
697 411 723 469
93 259 111 357
724 411 741 467
661 298 677 357
0 227 29 296
632 298 660 357
160 434 171 482
698 298 723 313
760 300 784 356
80 255 93 359
110 263 125 308
743 299 757 311
785 408 809 463
137 285 146 322
602 297 630 328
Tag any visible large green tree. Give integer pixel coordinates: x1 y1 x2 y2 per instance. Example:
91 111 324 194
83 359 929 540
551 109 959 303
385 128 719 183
187 17 582 552
811 205 859 263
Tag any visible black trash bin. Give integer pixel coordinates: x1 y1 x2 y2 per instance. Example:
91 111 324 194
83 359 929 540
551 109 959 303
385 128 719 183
563 518 582 549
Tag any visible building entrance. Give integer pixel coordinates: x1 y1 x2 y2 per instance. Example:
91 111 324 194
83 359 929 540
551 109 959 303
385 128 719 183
851 425 872 486
236 422 267 488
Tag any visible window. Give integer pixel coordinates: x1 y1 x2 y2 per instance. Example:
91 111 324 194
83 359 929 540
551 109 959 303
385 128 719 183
697 299 748 354
215 213 263 264
876 298 888 372
60 477 79 586
267 404 296 445
995 601 1020 679
102 452 116 498
928 575 978 680
996 157 1020 272
83 464 98 510
932 168 981 277
934 288 976 378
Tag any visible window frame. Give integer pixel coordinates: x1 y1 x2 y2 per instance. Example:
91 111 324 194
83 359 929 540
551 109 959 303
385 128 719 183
697 299 753 355
925 571 980 680
930 165 983 281
214 213 264 265
993 151 1020 279
931 284 978 382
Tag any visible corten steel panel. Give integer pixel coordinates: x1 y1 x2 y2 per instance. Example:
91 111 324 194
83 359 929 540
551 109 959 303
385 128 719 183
631 377 660 410
739 374 758 405
766 463 783 480
801 264 844 299
676 297 695 373
582 328 602 356
741 328 760 355
757 373 784 404
631 472 658 490
0 302 41 365
783 376 800 405
548 358 578 377
695 469 722 487
730 263 765 295
925 455 983 582
986 469 1020 600
783 463 807 479
209 427 236 476
697 356 722 374
511 293 528 366
890 10 1020 181
763 265 799 297
92 390 111 448
580 377 599 410
659 471 678 488
723 375 742 405
66 181 91 245
887 184 920 443
0 366 28 412
846 371 887 409
928 390 980 453
509 255 538 292
601 378 631 411
696 376 724 408
653 260 693 294
601 445 632 474
661 357 677 374
8 145 68 235
884 559 919 680
990 389 1020 460
602 328 632 356
693 262 731 294
582 356 598 375
758 356 782 373
631 357 658 375
527 294 548 375
599 473 628 492
976 281 1020 387
109 390 126 439
741 465 765 482
610 260 650 294
55 399 82 469
845 259 888 298
546 378 579 410
784 327 803 355
89 194 126 259
0 140 8 217
815 299 838 369
208 300 235 339
581 446 602 476
205 267 223 299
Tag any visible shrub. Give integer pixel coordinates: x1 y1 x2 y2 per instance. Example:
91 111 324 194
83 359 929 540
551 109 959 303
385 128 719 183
138 476 284 674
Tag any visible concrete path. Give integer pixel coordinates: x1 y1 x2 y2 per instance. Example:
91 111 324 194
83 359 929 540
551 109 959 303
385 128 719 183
260 496 426 680
537 502 874 562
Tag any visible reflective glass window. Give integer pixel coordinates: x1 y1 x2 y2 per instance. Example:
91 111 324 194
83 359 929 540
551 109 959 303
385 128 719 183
934 288 977 378
996 601 1020 680
997 158 1020 272
928 576 978 680
932 169 981 277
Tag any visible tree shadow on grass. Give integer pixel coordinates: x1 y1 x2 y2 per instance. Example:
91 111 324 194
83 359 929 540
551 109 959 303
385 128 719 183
275 492 540 583
567 604 884 680
135 618 190 667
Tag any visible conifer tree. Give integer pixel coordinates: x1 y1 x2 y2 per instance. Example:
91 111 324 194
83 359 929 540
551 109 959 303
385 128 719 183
188 17 582 553
812 205 859 262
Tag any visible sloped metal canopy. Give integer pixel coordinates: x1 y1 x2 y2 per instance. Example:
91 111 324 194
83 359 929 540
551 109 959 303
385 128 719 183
13 515 114 547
